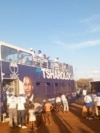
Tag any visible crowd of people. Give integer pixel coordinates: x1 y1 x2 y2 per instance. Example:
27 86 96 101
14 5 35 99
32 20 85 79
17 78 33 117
3 81 100 131
6 92 69 131
4 83 100 130
5 75 100 130
27 49 69 71
2 76 70 131
81 85 100 120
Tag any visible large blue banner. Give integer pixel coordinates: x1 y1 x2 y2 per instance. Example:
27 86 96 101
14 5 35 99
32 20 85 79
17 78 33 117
0 61 3 115
0 61 75 116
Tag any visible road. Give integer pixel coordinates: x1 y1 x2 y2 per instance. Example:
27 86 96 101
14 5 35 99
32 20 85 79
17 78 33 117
0 102 100 133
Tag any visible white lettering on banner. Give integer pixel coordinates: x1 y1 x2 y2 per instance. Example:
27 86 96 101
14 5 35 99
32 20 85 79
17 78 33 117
42 68 73 80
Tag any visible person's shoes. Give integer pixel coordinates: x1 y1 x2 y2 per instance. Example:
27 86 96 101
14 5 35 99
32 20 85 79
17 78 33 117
18 124 21 127
9 125 13 128
29 128 34 132
9 124 13 128
66 111 69 113
88 117 93 120
22 126 27 129
34 127 38 130
94 116 99 119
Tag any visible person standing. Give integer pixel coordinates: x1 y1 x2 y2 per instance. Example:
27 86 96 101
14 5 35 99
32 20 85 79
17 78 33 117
91 90 97 117
28 104 37 131
61 93 69 112
3 84 8 117
17 94 27 129
94 91 100 119
7 93 17 127
82 86 88 97
55 94 62 112
84 92 93 120
43 99 53 125
23 76 42 127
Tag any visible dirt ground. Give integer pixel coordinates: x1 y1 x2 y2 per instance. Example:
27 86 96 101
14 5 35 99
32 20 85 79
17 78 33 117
0 100 100 133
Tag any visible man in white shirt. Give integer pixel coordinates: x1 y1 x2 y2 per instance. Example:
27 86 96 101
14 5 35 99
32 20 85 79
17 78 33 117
61 93 69 112
7 93 17 127
82 86 88 97
84 92 93 120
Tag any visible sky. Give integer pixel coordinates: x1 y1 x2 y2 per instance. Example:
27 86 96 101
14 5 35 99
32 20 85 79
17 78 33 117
0 0 100 81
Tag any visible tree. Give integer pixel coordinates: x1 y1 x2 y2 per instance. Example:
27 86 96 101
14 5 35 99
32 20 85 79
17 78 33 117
77 78 93 88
